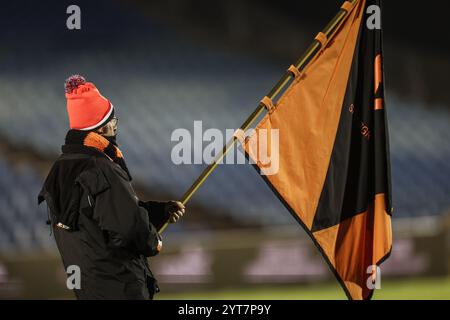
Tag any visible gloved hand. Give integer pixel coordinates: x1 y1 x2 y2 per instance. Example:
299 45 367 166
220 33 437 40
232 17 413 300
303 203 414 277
165 200 185 223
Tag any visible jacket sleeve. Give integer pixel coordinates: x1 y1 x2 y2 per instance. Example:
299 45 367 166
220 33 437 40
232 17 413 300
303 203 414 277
78 163 162 257
138 200 170 231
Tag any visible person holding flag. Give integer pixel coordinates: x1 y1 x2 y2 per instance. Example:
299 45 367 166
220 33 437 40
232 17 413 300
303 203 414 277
38 75 185 300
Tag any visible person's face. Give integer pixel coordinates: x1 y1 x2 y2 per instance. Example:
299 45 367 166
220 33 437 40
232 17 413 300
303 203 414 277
98 117 118 137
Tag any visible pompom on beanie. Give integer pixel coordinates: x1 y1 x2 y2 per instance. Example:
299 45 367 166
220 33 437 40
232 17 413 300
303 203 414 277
65 75 114 131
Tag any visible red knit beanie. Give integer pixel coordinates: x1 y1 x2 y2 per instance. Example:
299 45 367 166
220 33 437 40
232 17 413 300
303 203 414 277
65 75 114 130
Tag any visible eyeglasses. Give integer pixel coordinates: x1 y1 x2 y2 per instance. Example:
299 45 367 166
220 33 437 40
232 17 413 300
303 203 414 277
110 117 119 128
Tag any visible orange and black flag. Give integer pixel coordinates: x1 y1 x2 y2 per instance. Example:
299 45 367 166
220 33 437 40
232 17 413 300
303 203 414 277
244 0 392 300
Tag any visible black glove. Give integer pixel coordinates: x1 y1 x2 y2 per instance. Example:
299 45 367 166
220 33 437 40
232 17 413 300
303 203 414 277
164 200 185 223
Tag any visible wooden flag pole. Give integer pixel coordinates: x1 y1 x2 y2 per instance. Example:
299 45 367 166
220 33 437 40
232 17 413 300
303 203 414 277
159 0 359 234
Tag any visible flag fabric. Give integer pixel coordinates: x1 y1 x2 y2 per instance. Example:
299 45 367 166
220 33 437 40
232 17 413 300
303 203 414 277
243 0 392 300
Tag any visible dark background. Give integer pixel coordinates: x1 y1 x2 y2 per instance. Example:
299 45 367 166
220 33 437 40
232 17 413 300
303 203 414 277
0 0 449 299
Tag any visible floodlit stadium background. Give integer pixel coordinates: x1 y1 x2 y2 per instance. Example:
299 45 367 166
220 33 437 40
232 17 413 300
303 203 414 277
0 0 449 299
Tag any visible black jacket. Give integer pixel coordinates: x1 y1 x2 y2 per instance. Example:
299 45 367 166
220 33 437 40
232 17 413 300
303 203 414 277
38 146 169 300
